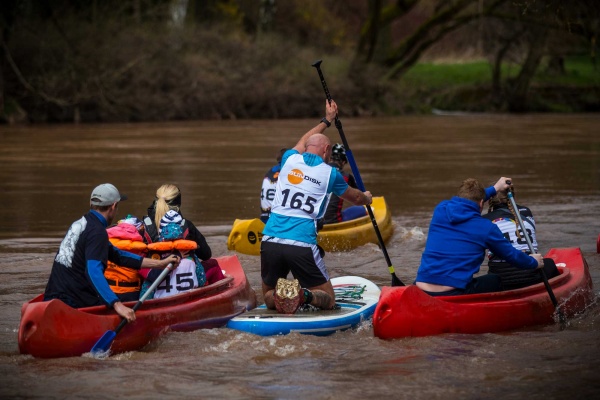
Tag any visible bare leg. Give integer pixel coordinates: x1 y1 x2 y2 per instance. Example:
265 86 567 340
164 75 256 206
262 282 276 310
307 280 336 309
264 280 336 310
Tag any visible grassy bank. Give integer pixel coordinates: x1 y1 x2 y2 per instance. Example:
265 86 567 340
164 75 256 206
3 1 598 123
394 56 600 113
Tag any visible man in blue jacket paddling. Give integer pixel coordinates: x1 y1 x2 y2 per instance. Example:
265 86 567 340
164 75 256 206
415 177 544 296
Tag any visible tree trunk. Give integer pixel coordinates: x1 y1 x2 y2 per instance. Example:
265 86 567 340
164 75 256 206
186 0 219 25
506 27 548 112
491 29 523 107
383 0 508 80
546 55 565 75
1 0 16 122
351 0 419 75
385 0 474 66
133 0 141 25
0 46 5 123
355 0 382 64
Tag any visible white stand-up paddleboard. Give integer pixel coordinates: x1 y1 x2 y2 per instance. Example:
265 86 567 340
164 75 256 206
226 276 380 336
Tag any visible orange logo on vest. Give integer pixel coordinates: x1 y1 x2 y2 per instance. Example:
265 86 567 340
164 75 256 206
287 169 304 185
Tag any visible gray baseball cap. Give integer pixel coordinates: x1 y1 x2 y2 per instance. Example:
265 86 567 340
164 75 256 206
90 183 128 206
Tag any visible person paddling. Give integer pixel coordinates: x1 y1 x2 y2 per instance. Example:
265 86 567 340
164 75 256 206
415 177 544 296
142 184 224 286
44 184 180 322
260 148 287 223
142 184 212 261
140 210 215 299
484 185 559 289
321 143 367 224
260 99 373 313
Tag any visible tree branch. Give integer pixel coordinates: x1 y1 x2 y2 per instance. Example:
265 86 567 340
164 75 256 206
1 40 70 107
384 0 508 80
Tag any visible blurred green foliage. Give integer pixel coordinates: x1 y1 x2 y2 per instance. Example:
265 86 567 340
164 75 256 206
403 57 598 89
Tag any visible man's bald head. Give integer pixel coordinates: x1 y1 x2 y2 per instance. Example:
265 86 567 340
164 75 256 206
305 134 332 163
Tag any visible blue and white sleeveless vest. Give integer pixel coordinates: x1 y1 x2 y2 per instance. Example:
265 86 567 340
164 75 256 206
264 153 334 244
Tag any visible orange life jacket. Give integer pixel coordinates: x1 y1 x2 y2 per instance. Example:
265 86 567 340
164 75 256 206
105 237 147 293
104 262 142 293
109 237 148 252
147 239 198 252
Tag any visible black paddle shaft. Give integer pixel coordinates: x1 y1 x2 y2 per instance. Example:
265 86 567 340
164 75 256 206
91 263 175 353
311 60 350 150
311 60 404 287
505 180 564 323
112 297 145 335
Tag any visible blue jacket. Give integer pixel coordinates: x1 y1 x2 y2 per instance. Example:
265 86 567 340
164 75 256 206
416 188 538 289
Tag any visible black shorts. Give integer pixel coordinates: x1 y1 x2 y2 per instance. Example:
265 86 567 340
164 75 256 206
260 240 328 289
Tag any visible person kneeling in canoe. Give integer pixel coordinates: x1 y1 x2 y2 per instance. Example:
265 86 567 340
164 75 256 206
260 147 287 223
321 143 367 225
140 211 222 299
415 178 544 296
260 99 373 314
484 186 559 290
44 184 180 322
142 183 212 263
104 215 148 302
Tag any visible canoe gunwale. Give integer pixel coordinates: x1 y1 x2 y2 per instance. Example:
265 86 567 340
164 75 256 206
23 264 238 317
373 248 595 339
438 266 571 304
18 255 256 358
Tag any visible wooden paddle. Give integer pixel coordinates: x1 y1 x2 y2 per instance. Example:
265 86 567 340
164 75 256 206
505 181 565 323
311 59 404 287
90 263 174 355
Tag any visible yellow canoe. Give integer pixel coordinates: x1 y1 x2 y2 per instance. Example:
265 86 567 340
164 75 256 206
226 197 393 255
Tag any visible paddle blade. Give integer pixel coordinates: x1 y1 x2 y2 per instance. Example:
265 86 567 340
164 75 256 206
91 330 116 354
391 273 405 287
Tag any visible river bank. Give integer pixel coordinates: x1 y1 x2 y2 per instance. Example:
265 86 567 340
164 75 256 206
3 1 598 124
5 55 597 125
392 57 600 114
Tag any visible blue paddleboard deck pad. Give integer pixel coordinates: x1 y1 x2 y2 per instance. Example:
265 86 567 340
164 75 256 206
226 276 381 336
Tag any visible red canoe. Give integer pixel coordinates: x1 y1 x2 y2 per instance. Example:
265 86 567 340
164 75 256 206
18 255 257 358
373 248 594 339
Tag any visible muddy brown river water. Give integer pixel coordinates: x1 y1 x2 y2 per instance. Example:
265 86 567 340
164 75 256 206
1 114 599 399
